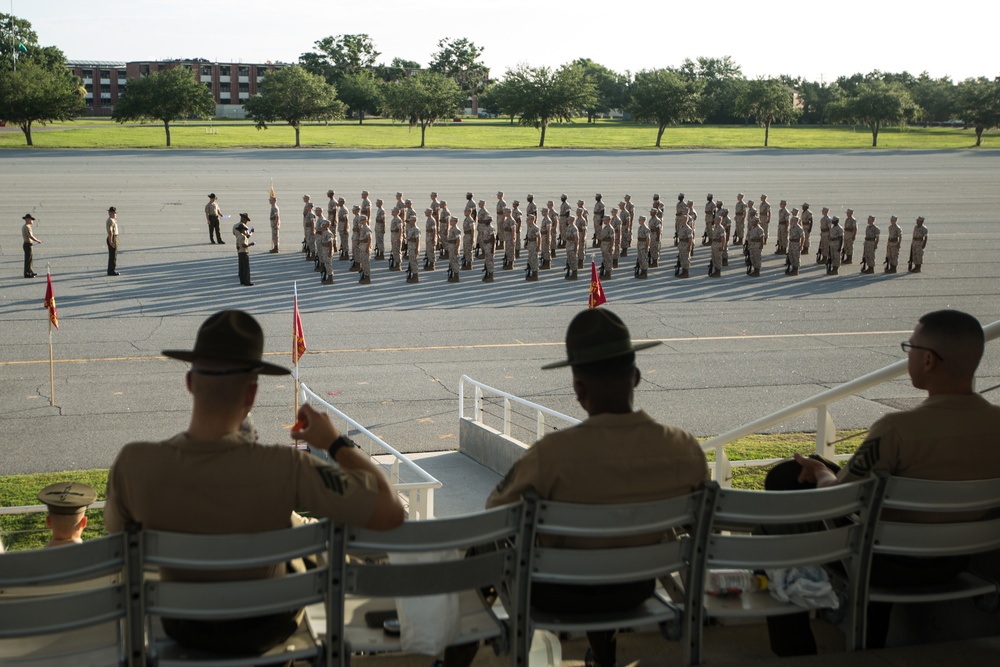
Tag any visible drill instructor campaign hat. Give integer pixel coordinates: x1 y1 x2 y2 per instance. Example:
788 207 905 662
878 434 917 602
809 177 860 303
542 309 661 369
163 310 291 375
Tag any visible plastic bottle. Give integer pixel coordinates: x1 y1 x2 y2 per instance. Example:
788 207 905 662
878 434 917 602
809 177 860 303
705 569 768 597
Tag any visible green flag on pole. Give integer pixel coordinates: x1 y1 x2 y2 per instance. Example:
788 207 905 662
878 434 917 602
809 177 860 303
17 42 28 53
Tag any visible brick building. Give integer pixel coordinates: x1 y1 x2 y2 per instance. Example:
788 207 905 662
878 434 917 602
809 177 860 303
66 59 288 118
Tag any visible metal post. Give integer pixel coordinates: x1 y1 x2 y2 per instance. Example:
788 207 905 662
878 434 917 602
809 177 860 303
815 404 836 458
503 397 511 436
474 385 483 422
536 410 545 442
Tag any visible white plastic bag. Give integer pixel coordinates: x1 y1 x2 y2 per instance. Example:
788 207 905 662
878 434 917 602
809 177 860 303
388 549 461 656
766 566 839 609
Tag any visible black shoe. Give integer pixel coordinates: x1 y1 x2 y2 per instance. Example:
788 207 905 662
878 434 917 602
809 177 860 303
242 281 255 286
218 240 226 244
210 240 216 244
108 272 120 276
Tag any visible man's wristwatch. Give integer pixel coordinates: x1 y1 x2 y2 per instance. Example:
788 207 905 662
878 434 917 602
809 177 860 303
328 435 357 459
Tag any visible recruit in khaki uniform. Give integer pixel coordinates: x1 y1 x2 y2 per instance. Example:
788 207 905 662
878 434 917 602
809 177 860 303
746 220 763 277
464 308 708 667
575 210 588 270
817 209 831 264
800 203 813 254
480 219 497 283
511 201 522 257
389 210 403 271
609 208 622 267
675 218 692 278
702 195 717 245
501 208 516 270
374 200 386 260
885 215 901 273
337 200 350 261
733 194 747 245
861 216 880 274
300 196 313 253
405 218 421 283
462 212 475 271
319 220 334 284
786 210 803 276
524 215 539 282
592 194 605 246
909 217 928 272
423 209 437 271
538 211 552 270
357 217 372 284
709 218 726 277
312 208 328 274
842 209 858 264
635 216 649 279
648 210 662 267
563 219 579 280
776 201 789 255
350 207 362 270
558 195 571 247
438 202 452 259
598 219 614 279
758 195 771 244
827 217 844 275
446 217 461 283
618 202 631 257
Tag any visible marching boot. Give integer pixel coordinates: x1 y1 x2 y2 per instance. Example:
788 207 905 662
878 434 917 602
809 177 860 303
620 247 628 257
406 270 419 283
502 259 513 271
636 269 648 279
910 264 921 273
843 255 853 265
722 256 729 267
482 271 494 283
321 276 333 285
788 268 799 276
750 268 760 277
269 247 279 254
592 234 599 248
565 267 578 280
678 268 689 278
650 259 658 268
448 270 460 283
710 266 721 277
428 261 436 271
526 270 538 282
359 273 371 285
612 258 619 269
540 258 551 270
578 258 584 270
887 264 897 274
827 267 839 275
551 248 557 258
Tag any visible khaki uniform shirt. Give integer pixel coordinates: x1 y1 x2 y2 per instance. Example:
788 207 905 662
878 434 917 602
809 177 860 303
759 200 771 224
487 410 707 548
206 201 221 219
838 394 1000 522
105 433 380 580
107 217 118 241
270 204 280 228
734 200 747 222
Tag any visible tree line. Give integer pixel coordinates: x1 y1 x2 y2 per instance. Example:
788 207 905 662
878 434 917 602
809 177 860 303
2 17 999 149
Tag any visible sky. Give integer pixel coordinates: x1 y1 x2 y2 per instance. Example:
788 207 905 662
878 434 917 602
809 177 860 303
17 0 1000 84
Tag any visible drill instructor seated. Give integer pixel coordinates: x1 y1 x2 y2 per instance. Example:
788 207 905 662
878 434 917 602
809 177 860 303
105 309 405 653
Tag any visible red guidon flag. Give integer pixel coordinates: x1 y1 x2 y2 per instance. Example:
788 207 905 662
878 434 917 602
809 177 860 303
44 272 59 329
588 261 607 309
292 286 306 364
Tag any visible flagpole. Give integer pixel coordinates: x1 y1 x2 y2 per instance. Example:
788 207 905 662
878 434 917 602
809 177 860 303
293 281 299 422
48 316 54 406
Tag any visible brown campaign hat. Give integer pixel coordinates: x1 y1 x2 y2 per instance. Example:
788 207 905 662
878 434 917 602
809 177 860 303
163 310 291 375
22 213 35 221
542 309 661 369
38 482 97 516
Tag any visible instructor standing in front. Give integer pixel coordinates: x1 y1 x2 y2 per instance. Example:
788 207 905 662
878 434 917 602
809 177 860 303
106 206 120 276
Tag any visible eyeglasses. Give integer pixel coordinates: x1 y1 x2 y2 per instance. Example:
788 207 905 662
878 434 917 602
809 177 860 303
900 342 943 362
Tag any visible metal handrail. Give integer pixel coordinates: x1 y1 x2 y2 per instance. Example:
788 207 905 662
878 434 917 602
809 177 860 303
458 375 581 441
300 382 441 519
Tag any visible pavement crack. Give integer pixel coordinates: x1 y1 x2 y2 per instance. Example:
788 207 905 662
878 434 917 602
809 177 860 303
413 363 458 397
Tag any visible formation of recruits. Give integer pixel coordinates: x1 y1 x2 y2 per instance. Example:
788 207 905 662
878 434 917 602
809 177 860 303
256 190 931 286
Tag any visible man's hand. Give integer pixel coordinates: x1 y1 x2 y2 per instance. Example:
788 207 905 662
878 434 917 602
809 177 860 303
291 403 341 449
793 452 839 488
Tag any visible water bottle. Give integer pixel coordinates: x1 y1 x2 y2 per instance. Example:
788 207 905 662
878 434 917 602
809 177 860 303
705 569 767 597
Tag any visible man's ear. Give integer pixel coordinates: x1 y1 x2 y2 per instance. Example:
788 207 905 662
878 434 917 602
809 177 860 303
634 368 641 387
79 515 88 531
572 376 587 408
246 381 259 409
185 370 194 393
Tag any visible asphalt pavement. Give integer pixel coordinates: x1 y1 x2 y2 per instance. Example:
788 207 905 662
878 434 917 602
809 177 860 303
2 148 999 475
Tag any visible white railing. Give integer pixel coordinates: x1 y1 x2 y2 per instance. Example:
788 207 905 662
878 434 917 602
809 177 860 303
459 318 1000 488
300 382 441 520
458 375 582 443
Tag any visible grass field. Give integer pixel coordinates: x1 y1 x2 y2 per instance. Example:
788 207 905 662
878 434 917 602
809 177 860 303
0 430 864 551
0 118 992 150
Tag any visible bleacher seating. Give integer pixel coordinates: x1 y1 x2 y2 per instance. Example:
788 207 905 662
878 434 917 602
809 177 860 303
0 475 997 666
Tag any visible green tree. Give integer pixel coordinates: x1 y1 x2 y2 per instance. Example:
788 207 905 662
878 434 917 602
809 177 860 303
300 34 380 84
0 12 37 71
830 79 918 147
797 80 844 125
428 37 488 96
568 59 630 123
680 56 746 124
383 71 462 147
735 78 800 147
375 57 421 83
111 66 214 147
0 58 84 146
628 68 704 147
911 73 956 124
503 64 597 147
337 69 383 124
476 78 523 123
243 65 345 147
956 77 1000 146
